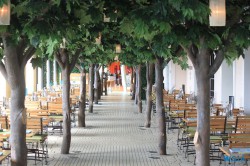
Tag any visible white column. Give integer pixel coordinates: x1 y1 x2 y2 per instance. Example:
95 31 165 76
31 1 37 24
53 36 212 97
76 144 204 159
163 66 169 90
37 67 43 91
46 60 50 88
244 48 250 114
186 58 196 94
121 65 127 92
214 65 222 104
168 61 175 91
233 57 244 108
53 60 57 86
0 72 7 100
25 59 35 94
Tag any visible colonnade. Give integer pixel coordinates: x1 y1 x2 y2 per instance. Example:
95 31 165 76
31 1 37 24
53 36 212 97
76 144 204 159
163 48 250 113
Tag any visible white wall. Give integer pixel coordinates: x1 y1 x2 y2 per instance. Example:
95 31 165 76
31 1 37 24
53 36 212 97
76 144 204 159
244 48 250 114
163 60 189 93
186 58 196 94
175 63 187 90
221 61 234 105
214 61 234 105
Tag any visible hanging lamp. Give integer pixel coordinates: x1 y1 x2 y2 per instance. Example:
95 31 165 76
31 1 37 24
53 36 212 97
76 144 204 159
209 0 226 26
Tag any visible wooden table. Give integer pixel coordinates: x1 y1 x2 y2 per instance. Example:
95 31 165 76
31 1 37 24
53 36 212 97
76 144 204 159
0 150 11 164
0 129 39 139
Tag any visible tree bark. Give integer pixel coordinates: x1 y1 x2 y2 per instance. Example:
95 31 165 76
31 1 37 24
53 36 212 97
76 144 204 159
194 68 210 166
1 36 35 166
78 67 86 127
136 65 142 113
145 62 154 128
94 64 99 104
97 66 101 100
88 63 94 113
131 67 134 86
131 68 136 100
104 73 108 95
155 56 166 155
60 66 71 154
101 65 104 96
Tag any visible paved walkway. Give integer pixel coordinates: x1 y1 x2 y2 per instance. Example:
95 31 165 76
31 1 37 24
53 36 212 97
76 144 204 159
26 91 224 166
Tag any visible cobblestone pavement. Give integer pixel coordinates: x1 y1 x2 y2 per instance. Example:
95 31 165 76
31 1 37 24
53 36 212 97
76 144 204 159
25 91 232 166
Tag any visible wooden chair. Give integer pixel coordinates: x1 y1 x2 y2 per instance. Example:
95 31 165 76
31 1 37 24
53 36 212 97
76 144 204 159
27 109 50 130
232 108 240 116
220 133 250 165
47 102 63 133
26 117 48 164
210 116 227 135
47 102 62 115
235 116 250 133
0 116 8 129
25 101 41 110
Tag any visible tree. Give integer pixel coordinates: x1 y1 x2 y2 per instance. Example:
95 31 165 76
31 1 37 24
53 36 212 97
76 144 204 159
37 0 104 154
119 1 186 154
168 0 250 165
54 49 80 154
0 1 58 164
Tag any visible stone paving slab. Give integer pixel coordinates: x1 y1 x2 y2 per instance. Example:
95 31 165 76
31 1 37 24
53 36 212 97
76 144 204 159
22 92 244 166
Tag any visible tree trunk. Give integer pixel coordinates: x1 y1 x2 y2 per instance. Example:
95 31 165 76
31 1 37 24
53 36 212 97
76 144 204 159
100 65 104 96
2 38 28 166
193 50 211 166
131 67 136 100
61 66 72 154
195 69 210 166
97 67 101 100
88 64 94 113
104 73 108 95
94 64 99 104
134 67 138 104
131 67 134 86
155 56 166 155
136 65 142 113
78 68 86 127
145 62 154 127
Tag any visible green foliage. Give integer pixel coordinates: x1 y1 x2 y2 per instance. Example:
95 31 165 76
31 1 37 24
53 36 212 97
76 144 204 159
0 0 8 7
71 67 80 73
30 57 43 69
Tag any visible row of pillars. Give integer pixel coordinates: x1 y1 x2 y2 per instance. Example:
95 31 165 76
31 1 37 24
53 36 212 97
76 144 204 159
37 60 58 91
